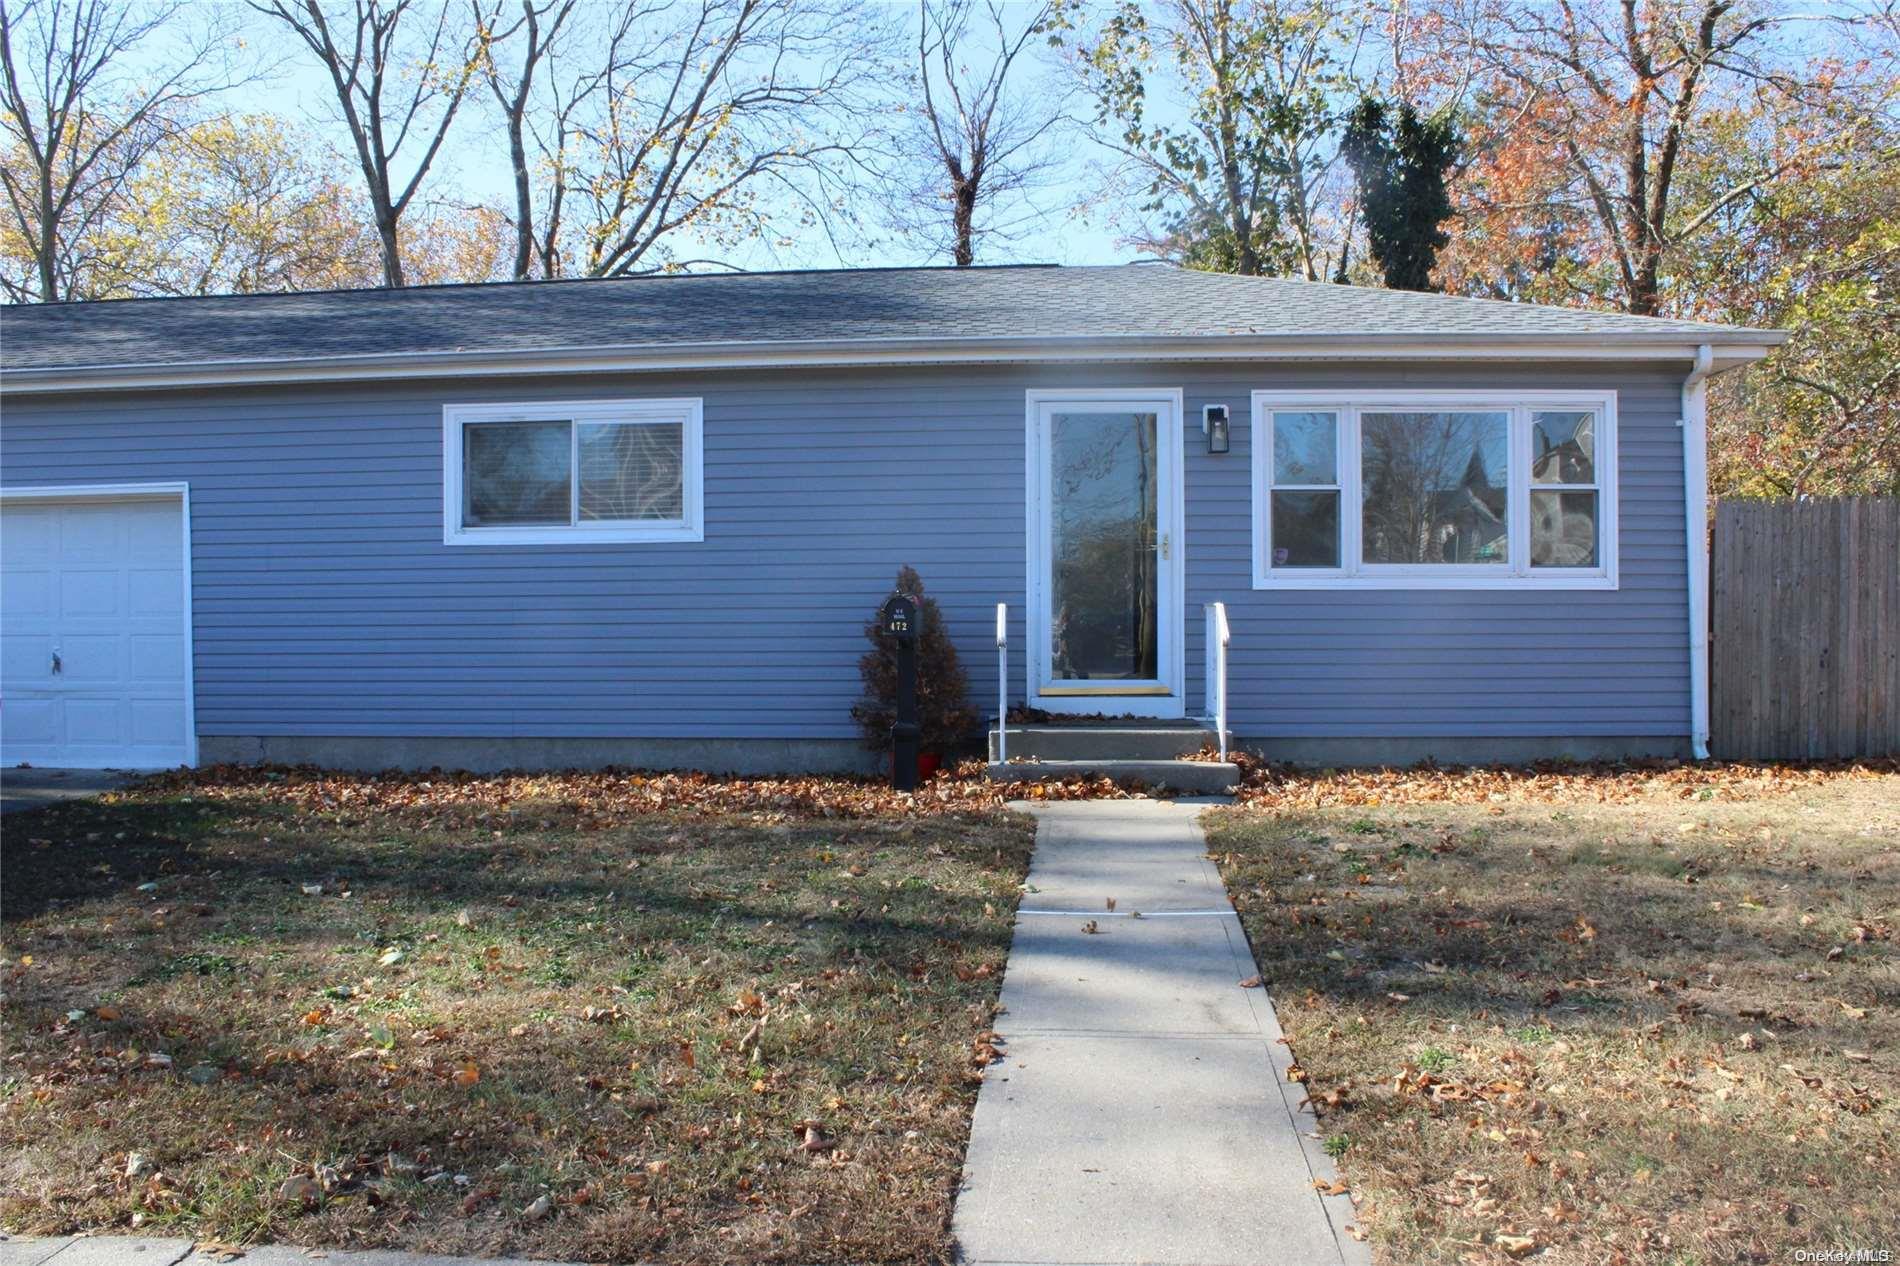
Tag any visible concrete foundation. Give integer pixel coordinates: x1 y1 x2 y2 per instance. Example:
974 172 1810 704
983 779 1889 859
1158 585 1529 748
197 735 880 776
1239 734 1693 767
193 732 1690 776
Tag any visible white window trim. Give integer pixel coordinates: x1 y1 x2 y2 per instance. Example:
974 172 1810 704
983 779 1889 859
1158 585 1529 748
443 397 704 545
1250 389 1618 590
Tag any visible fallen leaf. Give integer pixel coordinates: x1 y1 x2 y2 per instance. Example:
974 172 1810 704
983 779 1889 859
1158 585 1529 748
279 1176 323 1206
1238 975 1264 989
452 1062 480 1087
1081 920 1100 935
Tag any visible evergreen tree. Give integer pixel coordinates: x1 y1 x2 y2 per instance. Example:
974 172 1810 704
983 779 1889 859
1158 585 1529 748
1341 97 1460 292
851 567 979 755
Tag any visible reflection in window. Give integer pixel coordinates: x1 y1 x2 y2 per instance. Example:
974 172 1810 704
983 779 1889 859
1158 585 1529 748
1268 411 1340 568
464 421 571 526
1360 411 1509 565
579 422 684 521
1531 410 1600 567
1049 411 1159 681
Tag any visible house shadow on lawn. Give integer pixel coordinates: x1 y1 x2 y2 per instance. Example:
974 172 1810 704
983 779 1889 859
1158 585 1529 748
0 775 1036 1262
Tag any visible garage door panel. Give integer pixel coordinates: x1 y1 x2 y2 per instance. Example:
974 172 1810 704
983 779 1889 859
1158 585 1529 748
4 507 56 557
55 634 125 682
2 698 59 746
131 633 186 682
1 633 52 682
131 698 187 744
124 504 185 561
3 568 53 619
2 496 190 769
60 568 122 617
129 567 184 615
62 697 124 746
59 508 122 557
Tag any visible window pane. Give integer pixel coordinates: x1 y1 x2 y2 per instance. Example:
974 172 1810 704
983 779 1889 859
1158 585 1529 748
1049 410 1159 681
1360 411 1509 565
1270 490 1339 568
579 422 684 521
1273 411 1337 485
1531 490 1598 567
1532 411 1596 484
464 421 571 526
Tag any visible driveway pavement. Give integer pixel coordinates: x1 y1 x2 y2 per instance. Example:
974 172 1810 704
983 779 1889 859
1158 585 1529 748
0 767 132 816
952 799 1368 1266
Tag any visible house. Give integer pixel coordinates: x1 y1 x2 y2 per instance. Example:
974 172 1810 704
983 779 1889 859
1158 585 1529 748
0 264 1783 776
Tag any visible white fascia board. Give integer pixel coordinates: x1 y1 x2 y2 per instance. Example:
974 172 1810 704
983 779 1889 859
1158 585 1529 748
0 331 1787 396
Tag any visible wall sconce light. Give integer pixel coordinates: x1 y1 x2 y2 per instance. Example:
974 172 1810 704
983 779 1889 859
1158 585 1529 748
1203 404 1230 454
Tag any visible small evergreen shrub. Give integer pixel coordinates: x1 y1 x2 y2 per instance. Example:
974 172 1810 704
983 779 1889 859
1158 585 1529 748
850 566 979 755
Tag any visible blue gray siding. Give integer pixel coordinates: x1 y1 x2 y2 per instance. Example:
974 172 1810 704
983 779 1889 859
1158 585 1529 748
0 360 1691 748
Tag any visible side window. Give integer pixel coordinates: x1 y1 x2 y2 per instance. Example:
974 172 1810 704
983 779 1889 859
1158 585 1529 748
445 399 703 545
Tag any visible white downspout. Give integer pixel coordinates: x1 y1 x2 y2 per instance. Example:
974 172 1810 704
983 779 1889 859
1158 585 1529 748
1682 344 1715 759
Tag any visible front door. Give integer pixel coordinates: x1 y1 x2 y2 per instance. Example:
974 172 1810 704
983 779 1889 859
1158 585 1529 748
1027 390 1184 717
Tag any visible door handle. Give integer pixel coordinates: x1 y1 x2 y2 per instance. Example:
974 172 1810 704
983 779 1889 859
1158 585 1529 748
1159 533 1171 561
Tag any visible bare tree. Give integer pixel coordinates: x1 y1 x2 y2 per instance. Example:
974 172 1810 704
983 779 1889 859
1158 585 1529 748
475 0 891 278
474 0 574 278
247 0 491 287
0 0 239 302
896 0 1068 266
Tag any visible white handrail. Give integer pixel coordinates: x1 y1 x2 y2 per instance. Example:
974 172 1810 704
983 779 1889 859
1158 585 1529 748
1204 602 1230 761
995 602 1008 765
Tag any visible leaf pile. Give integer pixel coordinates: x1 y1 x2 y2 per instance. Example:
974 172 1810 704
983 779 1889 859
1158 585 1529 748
1231 754 1896 810
130 759 1154 827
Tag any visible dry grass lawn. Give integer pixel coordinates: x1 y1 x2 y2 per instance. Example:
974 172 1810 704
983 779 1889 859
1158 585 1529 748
1207 762 1899 1265
0 767 1040 1264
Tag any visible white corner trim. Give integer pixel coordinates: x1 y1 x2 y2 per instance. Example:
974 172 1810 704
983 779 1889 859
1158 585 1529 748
1682 345 1715 759
0 480 198 768
442 397 705 546
1249 389 1620 592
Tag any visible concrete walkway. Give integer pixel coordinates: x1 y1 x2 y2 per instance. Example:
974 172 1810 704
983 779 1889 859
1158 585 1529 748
953 800 1366 1266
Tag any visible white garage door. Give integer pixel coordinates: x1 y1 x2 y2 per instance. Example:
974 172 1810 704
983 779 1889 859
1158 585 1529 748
2 495 192 769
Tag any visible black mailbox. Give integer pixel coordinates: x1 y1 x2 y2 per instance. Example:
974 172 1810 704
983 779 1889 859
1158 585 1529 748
879 593 921 790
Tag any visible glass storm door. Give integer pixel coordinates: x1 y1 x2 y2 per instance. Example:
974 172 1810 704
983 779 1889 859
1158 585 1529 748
1028 392 1183 717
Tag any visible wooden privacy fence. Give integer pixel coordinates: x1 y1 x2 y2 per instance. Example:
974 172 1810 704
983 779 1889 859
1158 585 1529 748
1711 497 1900 760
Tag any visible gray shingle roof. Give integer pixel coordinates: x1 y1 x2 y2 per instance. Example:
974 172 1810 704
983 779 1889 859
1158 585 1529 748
0 263 1781 378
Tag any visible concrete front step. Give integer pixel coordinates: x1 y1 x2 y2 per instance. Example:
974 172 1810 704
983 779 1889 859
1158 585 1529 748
988 723 1223 762
985 758 1240 793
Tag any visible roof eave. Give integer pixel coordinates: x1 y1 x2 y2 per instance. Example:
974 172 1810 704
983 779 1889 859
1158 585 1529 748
0 329 1788 395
